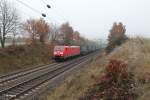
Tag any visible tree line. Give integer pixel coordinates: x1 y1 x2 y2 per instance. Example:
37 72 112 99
106 22 128 53
0 0 128 51
0 0 95 48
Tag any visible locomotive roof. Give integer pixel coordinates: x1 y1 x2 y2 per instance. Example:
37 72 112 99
55 46 80 48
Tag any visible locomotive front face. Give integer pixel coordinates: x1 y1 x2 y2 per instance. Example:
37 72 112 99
54 46 64 57
54 51 64 56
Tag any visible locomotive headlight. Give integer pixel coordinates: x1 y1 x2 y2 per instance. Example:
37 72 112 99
60 52 63 54
54 52 57 54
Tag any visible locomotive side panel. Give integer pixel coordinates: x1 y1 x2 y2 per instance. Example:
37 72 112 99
53 46 80 60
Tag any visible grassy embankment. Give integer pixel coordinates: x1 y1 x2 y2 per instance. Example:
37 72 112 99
47 38 150 100
108 38 150 100
47 50 107 100
0 44 53 75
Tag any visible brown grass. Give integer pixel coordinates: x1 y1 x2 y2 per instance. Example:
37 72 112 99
108 38 150 100
0 44 53 75
80 59 135 100
47 38 150 100
47 51 107 100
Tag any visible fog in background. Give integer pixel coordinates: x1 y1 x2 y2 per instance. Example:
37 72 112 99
11 0 150 40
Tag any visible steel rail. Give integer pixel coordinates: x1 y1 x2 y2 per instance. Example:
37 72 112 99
0 52 97 100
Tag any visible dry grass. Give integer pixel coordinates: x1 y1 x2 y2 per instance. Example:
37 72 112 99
47 51 107 100
47 38 150 100
108 38 150 100
0 44 53 75
108 38 150 79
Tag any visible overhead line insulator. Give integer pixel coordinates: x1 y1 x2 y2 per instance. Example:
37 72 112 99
42 13 46 17
47 5 51 8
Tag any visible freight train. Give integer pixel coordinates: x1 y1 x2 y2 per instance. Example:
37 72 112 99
53 46 80 60
53 44 99 61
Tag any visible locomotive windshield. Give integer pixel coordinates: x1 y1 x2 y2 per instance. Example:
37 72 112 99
54 46 64 51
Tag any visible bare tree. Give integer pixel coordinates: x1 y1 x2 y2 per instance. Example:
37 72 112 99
24 18 50 44
0 0 20 48
36 19 50 43
12 26 18 45
24 19 37 43
12 18 21 45
48 24 59 43
60 22 74 45
72 31 80 45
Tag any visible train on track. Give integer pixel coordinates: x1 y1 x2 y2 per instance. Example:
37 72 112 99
53 44 99 61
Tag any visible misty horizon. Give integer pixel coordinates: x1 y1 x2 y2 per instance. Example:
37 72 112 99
11 0 150 40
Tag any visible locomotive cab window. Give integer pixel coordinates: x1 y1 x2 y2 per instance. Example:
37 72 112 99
65 48 68 51
54 47 64 51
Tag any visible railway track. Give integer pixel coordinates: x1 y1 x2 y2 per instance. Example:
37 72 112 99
0 52 97 100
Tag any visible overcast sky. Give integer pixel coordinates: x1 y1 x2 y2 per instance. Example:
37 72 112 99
11 0 150 40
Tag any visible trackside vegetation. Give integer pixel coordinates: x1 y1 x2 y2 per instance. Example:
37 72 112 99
0 0 100 75
0 44 53 75
47 38 150 100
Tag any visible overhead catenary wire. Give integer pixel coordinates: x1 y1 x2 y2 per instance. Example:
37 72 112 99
40 0 62 24
41 0 51 8
40 0 67 22
15 0 61 24
15 0 46 17
41 0 47 5
43 0 51 3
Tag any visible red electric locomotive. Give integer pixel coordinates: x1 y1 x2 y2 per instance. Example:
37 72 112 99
53 46 80 60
